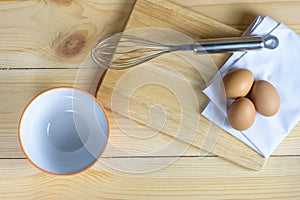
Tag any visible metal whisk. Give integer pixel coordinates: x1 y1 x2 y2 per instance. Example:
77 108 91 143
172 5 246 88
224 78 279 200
91 33 278 70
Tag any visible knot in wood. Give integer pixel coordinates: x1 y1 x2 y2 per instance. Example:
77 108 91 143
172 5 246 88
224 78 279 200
56 31 87 57
52 0 73 6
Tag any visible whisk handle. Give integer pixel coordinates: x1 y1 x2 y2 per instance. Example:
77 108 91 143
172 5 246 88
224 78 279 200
193 36 278 53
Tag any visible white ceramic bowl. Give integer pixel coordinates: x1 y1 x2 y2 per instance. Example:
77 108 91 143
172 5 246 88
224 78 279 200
19 87 110 175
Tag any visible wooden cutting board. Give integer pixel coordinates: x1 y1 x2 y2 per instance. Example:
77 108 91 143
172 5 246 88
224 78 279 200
97 0 266 170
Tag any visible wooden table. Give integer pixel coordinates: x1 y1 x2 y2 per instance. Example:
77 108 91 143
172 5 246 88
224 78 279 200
1 0 299 199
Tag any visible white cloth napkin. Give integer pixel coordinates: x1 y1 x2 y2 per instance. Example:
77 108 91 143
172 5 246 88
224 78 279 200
202 16 300 157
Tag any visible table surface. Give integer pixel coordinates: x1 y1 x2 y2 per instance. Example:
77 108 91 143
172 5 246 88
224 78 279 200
1 0 300 199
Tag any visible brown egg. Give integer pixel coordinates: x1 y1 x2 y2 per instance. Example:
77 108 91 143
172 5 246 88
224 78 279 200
251 80 280 117
222 69 254 99
228 98 256 131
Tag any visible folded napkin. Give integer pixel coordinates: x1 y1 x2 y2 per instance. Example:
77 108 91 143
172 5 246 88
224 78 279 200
202 16 300 157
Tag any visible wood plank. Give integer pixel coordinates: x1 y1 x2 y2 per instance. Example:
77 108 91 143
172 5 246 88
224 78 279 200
0 156 299 199
1 71 299 158
171 0 300 33
0 0 135 69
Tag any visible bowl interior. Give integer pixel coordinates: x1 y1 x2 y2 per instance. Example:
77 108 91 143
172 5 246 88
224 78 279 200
19 87 109 175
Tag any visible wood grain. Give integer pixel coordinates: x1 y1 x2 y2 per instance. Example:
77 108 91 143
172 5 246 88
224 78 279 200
171 0 300 33
126 0 242 38
0 156 299 199
0 0 135 69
